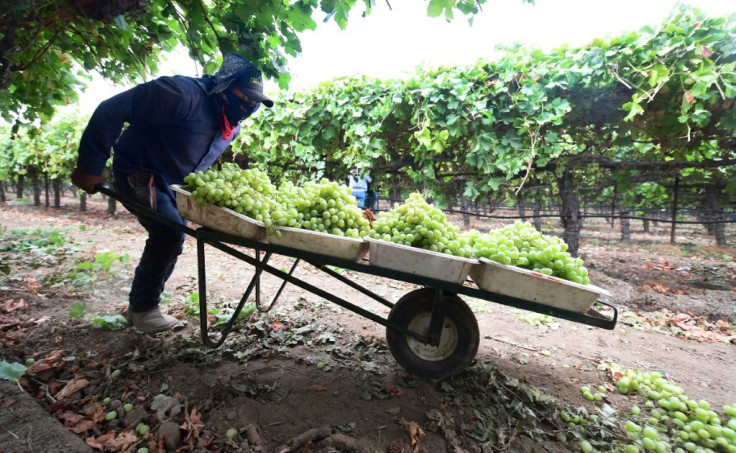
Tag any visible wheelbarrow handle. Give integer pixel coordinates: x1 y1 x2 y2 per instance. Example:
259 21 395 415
93 182 196 236
93 183 115 198
93 182 147 214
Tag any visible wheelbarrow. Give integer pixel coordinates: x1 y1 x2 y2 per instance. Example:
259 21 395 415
96 184 617 380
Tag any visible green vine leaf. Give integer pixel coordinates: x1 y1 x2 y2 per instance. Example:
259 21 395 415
0 361 27 381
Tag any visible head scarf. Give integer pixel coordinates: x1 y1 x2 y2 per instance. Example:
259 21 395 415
197 53 261 95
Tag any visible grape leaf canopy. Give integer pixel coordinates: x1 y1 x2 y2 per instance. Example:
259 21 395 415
0 0 532 124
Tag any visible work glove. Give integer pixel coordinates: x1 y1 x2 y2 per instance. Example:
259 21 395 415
127 172 157 211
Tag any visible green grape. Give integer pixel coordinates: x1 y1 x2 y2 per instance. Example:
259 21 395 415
185 164 279 228
368 193 472 257
459 221 590 284
273 178 371 238
600 364 736 453
579 439 593 453
136 423 150 435
642 437 657 450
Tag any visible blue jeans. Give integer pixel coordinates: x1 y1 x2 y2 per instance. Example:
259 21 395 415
352 190 366 208
115 174 185 313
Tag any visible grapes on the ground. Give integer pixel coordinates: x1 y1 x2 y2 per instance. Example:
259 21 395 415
572 363 736 453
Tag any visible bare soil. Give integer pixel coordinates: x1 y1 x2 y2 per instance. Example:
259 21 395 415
1 195 735 453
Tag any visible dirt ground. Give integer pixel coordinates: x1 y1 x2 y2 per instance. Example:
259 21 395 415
1 194 735 453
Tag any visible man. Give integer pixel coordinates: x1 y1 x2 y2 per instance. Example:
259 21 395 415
71 53 274 334
364 178 377 211
348 168 372 209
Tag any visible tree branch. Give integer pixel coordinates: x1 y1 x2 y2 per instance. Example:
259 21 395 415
594 157 736 170
16 27 63 72
197 0 221 42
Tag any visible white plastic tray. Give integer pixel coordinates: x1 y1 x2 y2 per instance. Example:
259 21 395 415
468 258 610 313
268 226 369 262
171 185 267 242
365 237 478 284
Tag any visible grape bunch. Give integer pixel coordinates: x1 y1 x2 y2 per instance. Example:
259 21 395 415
606 365 736 452
461 220 589 284
368 193 473 257
270 179 371 238
182 164 279 225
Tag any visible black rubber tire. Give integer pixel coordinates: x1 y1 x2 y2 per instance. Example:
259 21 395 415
386 288 480 380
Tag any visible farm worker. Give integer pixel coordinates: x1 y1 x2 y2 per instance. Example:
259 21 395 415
348 168 372 209
364 178 377 211
71 53 274 334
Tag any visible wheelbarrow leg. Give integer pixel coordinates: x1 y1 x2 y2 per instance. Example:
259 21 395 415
256 258 301 312
197 237 273 348
197 238 210 344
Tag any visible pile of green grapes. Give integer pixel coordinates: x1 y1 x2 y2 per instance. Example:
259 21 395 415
461 221 589 284
367 193 473 257
270 179 371 238
578 365 736 452
183 168 369 238
183 164 279 224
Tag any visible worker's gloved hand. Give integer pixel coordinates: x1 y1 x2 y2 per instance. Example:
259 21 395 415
71 168 106 194
127 172 157 211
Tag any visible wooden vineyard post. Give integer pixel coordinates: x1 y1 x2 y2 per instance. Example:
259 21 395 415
670 176 679 244
611 183 617 229
44 174 50 207
52 178 62 207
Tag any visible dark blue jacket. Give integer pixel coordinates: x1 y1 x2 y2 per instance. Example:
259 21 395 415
76 75 239 197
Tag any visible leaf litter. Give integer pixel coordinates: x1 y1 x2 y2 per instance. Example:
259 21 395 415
2 205 735 452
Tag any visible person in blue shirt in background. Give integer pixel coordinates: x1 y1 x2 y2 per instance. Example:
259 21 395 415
348 168 372 209
364 178 377 211
71 53 274 334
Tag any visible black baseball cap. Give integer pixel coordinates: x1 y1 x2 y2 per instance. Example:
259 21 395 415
233 73 274 108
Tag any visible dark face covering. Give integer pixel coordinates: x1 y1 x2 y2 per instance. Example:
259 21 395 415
221 87 260 124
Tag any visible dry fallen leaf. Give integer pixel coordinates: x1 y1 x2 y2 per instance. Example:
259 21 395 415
85 431 113 450
103 430 139 451
0 298 26 313
384 384 403 397
399 419 425 447
181 408 206 444
55 377 90 400
363 209 376 225
27 349 64 374
69 419 97 434
24 278 42 294
59 411 84 426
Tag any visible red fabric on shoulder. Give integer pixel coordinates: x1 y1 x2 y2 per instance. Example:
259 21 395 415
220 102 236 140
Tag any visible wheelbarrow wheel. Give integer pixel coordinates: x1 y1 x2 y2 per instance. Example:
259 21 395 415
386 288 479 380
